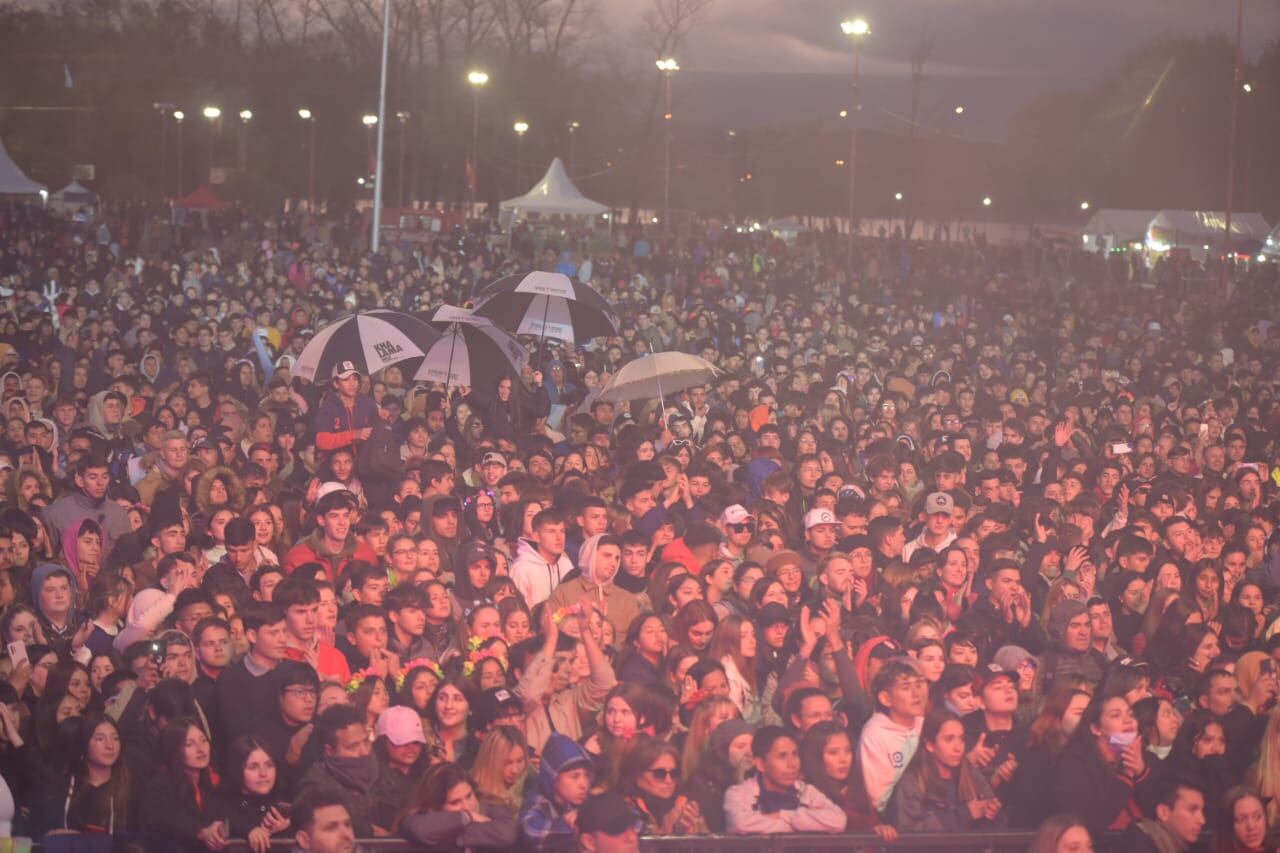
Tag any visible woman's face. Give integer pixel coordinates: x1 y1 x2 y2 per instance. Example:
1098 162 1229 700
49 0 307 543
417 540 441 571
504 610 531 645
797 433 817 456
8 611 41 644
759 580 787 607
477 659 506 690
637 751 679 800
468 560 492 591
77 529 103 565
435 684 469 729
242 748 277 795
67 668 91 707
1193 722 1226 758
604 696 638 739
251 511 275 545
822 732 854 783
1233 796 1267 851
89 655 116 691
1155 563 1182 592
736 567 762 601
474 495 495 520
739 621 757 659
637 618 667 656
1195 569 1220 601
915 646 946 682
410 672 438 711
927 719 967 769
1238 584 1264 614
671 578 703 610
687 619 715 651
209 478 229 505
368 679 389 715
182 725 212 771
208 509 233 543
1055 825 1094 853
503 743 528 785
939 551 967 587
1094 697 1136 739
522 502 544 536
442 780 480 813
86 722 121 769
1194 631 1221 665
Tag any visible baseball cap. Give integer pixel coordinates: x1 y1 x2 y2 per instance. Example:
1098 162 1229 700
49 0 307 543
315 482 355 501
459 541 494 569
973 662 1017 692
375 706 427 746
472 687 523 732
332 360 361 379
803 508 838 530
480 451 507 468
577 792 644 836
719 504 755 526
925 492 955 515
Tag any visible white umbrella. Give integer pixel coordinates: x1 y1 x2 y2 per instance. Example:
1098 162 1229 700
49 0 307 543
407 306 529 388
291 310 440 384
596 352 719 420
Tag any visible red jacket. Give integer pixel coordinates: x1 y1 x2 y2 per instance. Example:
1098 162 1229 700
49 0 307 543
283 530 377 583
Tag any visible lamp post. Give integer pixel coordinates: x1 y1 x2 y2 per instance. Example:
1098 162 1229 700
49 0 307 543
202 106 220 180
153 103 174 196
173 110 185 196
567 120 580 174
238 109 252 171
467 70 489 216
840 17 869 276
298 108 315 210
396 111 410 207
1221 0 1244 292
656 57 679 233
513 120 529 184
363 113 379 178
982 196 992 240
371 0 391 251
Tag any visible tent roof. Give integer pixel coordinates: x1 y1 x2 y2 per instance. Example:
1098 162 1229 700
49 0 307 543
50 180 97 202
500 157 609 216
1083 209 1160 238
175 184 230 210
0 136 45 196
1150 210 1271 240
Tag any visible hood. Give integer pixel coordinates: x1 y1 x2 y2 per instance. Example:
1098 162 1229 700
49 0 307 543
128 587 170 628
61 517 93 587
660 538 700 576
537 733 593 799
86 389 122 436
1048 599 1087 645
853 635 896 692
140 353 161 381
196 465 245 514
31 562 78 619
579 533 615 588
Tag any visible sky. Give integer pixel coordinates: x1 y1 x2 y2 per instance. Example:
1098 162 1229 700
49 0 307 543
600 0 1279 137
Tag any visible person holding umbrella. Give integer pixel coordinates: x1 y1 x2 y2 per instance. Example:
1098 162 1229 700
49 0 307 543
316 361 397 506
461 371 549 443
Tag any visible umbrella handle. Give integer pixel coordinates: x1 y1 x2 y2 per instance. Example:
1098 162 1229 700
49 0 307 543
536 293 551 371
443 325 459 390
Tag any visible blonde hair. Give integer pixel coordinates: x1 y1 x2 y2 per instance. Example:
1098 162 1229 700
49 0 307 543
1248 712 1280 826
471 725 527 815
680 695 739 780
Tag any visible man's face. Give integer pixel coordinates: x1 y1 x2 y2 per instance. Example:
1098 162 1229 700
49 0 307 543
622 544 648 578
250 620 288 662
431 509 459 540
348 615 387 657
822 557 853 595
286 602 318 642
579 507 609 537
1064 613 1092 652
1088 603 1113 642
321 508 352 542
226 540 255 571
793 695 835 733
581 828 640 853
76 466 111 500
1160 789 1206 846
162 438 190 471
162 642 196 681
40 574 72 617
197 627 232 669
807 523 837 552
328 723 372 759
391 604 426 638
755 735 801 789
987 569 1022 604
536 522 567 557
153 524 187 556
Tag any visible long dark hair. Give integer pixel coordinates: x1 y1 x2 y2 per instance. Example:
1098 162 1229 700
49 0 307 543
67 713 130 831
800 720 858 807
901 709 983 801
397 761 472 830
222 735 279 796
157 716 214 796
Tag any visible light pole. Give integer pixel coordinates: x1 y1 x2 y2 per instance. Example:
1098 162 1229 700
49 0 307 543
153 103 174 195
567 120 580 174
238 109 252 171
656 57 679 232
174 110 185 196
371 0 391 252
1221 0 1244 291
513 120 529 184
396 111 410 207
840 17 869 276
363 114 379 178
202 106 221 181
982 196 992 240
298 108 315 210
467 70 489 216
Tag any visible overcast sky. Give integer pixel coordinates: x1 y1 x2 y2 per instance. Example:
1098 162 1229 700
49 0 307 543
599 0 1278 135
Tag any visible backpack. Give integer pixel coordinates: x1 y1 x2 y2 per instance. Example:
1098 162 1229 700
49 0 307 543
357 420 401 483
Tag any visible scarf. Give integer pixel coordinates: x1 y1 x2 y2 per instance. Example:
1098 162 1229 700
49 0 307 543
324 754 380 794
756 784 801 813
1135 818 1190 853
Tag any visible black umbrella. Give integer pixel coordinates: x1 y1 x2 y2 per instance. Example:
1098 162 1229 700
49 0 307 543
404 305 529 389
292 309 442 384
471 272 618 356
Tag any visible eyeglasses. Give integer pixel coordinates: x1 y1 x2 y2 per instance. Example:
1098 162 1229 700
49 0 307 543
284 687 318 698
647 767 680 781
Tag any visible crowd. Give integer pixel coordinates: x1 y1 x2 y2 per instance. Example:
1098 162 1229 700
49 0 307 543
0 197 1279 853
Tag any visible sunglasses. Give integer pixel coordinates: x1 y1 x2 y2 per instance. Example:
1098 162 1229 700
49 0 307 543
728 522 756 533
647 767 680 781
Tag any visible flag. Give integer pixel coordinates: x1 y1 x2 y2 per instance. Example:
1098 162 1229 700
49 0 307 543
64 64 73 89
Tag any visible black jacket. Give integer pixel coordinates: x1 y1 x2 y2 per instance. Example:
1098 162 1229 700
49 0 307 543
955 597 1047 660
1050 736 1165 839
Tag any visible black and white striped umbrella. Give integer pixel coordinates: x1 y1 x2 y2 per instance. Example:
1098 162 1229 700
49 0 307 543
471 271 618 345
406 305 529 389
292 310 441 384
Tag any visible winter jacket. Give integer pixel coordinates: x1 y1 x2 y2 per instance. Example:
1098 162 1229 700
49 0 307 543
542 574 641 641
723 775 847 835
314 391 380 452
43 490 132 554
515 644 616 755
885 763 1002 834
400 799 517 850
1051 735 1165 839
859 711 923 814
518 734 593 851
282 529 377 583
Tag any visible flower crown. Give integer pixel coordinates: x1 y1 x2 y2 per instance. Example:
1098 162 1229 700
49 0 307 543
345 666 381 694
397 659 443 690
463 646 509 679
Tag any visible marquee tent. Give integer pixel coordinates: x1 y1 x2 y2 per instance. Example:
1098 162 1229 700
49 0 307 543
500 157 609 217
49 180 99 214
1081 209 1159 253
0 136 45 196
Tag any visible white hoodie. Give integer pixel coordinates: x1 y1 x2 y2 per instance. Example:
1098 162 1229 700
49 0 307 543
509 537 573 608
859 710 923 813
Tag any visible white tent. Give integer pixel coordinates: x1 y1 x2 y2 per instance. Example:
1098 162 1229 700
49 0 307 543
49 180 99 214
500 157 609 217
1081 209 1159 253
1147 210 1272 261
0 136 44 196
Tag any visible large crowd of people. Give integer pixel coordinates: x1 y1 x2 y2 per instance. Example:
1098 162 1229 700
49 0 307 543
1 198 1279 853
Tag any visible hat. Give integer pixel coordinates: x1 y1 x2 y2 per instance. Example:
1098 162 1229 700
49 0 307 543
459 541 494 569
708 719 755 757
838 534 873 555
925 492 955 515
764 550 803 574
315 482 354 501
992 645 1035 674
0 458 13 472
974 663 1017 692
577 792 644 836
756 603 791 629
332 360 360 379
868 637 904 661
472 687 523 732
1048 599 1088 642
375 706 427 746
719 504 755 526
803 508 838 530
480 451 507 468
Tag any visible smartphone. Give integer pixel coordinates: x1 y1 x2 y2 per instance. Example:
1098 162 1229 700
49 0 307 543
1110 442 1132 455
6 641 27 668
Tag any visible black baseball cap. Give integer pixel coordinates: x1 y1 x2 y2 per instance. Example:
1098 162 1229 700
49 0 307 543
577 792 644 836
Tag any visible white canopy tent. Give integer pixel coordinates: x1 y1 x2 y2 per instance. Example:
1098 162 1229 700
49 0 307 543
1081 209 1159 253
500 157 609 218
49 180 99 215
1147 210 1272 262
0 136 45 196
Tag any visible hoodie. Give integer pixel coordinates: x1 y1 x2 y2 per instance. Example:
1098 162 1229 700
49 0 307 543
518 734 593 851
31 563 83 655
509 537 573 609
859 710 924 814
543 534 642 640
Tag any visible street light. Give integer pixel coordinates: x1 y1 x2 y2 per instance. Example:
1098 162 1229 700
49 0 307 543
1243 82 1252 93
1080 201 1090 211
298 108 316 210
567 120 580 173
954 105 965 115
895 192 903 201
173 110 185 196
982 196 992 207
840 17 869 275
467 70 489 216
396 111 410 207
239 109 252 122
238 110 252 171
656 57 680 234
513 121 529 184
201 107 220 181
362 114 379 179
202 106 221 120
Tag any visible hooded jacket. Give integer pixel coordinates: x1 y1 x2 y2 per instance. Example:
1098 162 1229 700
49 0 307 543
43 484 133 555
541 533 641 639
518 734 593 851
859 710 924 814
509 537 573 609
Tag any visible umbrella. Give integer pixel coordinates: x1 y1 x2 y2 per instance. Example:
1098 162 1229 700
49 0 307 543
291 310 442 384
472 272 618 353
596 352 719 420
406 305 529 389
